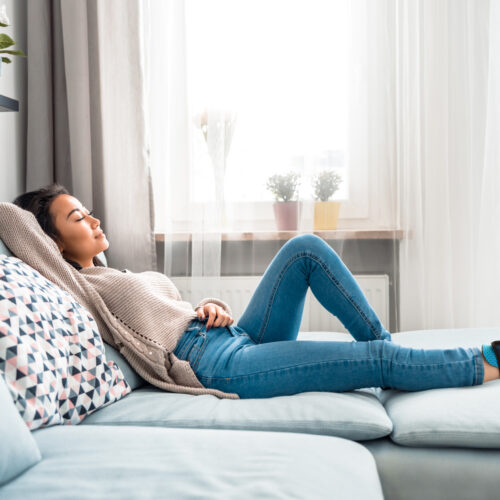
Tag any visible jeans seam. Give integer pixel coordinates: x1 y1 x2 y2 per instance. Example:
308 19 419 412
177 336 195 360
197 357 480 382
472 346 484 385
257 254 305 343
177 326 202 359
306 252 384 340
258 250 383 344
190 335 208 372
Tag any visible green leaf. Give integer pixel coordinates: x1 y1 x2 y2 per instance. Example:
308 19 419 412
0 33 15 50
0 22 9 28
1 56 12 63
0 49 26 57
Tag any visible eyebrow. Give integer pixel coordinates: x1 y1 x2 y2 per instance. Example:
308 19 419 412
66 207 87 220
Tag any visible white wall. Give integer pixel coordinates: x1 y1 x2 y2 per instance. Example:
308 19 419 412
0 0 26 202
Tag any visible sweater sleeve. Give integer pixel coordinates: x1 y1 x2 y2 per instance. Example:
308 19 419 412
195 297 233 317
0 202 79 287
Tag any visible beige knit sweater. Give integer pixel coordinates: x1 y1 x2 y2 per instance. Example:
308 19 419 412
0 202 240 399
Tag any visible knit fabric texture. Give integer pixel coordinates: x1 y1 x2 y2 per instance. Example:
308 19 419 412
0 203 239 400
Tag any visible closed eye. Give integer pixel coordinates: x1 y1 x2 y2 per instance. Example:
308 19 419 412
76 209 94 221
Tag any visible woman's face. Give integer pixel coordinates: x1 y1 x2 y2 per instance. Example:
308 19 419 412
49 194 109 269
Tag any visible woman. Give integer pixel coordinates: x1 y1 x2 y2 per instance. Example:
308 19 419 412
11 183 500 399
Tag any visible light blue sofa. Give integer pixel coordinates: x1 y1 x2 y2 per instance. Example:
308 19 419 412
2 237 500 499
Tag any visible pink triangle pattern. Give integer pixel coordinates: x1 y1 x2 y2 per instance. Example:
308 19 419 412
0 255 131 430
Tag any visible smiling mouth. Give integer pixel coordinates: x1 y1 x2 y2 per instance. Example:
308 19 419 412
96 232 105 239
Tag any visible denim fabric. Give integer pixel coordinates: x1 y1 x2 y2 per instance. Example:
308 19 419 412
174 234 484 399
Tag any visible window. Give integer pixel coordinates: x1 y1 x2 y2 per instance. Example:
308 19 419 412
146 0 372 233
186 0 350 204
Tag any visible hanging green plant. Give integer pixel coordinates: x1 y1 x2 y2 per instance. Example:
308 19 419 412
0 5 26 70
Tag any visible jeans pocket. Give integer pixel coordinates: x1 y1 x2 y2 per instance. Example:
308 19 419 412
227 325 249 338
174 322 203 360
187 332 208 372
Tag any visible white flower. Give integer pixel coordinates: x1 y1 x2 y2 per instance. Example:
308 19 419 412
0 5 10 26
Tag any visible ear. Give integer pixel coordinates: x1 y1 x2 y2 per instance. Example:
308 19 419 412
54 238 64 253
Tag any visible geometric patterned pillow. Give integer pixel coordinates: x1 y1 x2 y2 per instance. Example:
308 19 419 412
0 255 131 430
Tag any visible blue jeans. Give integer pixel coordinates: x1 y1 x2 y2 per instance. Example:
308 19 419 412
173 234 484 398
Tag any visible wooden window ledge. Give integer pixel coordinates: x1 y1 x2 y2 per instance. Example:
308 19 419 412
155 229 406 242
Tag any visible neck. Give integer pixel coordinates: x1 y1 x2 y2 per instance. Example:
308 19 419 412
63 256 95 270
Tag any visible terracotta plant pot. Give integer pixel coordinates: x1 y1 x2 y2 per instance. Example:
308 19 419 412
273 201 302 231
313 201 341 230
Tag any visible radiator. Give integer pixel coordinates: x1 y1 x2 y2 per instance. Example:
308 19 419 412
170 275 389 333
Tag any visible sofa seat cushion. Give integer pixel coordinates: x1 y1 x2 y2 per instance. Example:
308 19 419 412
87 331 393 441
361 437 500 500
378 328 500 448
82 383 393 441
1 425 384 500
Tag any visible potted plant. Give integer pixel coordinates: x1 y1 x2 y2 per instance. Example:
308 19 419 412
0 5 26 76
312 169 342 230
266 171 302 231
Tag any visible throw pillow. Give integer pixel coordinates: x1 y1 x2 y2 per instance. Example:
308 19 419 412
0 255 131 430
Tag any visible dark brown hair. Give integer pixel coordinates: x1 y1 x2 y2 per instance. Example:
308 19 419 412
12 183 70 242
12 183 102 271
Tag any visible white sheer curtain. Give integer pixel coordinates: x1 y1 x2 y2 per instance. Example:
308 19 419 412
143 0 363 307
396 0 500 330
143 0 500 333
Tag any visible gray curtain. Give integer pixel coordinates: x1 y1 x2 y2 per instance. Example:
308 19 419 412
25 0 156 273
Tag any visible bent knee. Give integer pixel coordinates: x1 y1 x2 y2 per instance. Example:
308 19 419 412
285 233 335 255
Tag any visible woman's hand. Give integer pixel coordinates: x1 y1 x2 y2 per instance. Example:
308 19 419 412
196 303 234 331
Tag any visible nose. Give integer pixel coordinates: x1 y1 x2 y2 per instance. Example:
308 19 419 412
90 214 101 227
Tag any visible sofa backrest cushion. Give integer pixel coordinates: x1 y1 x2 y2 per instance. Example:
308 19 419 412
103 343 146 391
0 254 131 430
96 251 107 267
0 238 12 258
0 372 41 486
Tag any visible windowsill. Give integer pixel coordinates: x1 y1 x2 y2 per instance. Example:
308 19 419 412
155 229 406 242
